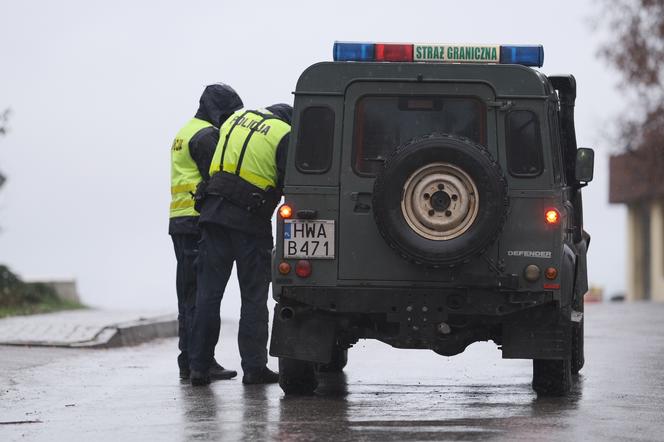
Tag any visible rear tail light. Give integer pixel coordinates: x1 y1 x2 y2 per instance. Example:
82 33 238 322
278 262 291 275
279 204 293 219
295 260 312 278
545 267 558 280
545 209 560 225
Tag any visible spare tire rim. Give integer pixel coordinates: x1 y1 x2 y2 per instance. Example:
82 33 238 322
401 162 479 240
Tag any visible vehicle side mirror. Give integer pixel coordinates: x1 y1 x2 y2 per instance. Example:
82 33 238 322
575 148 594 183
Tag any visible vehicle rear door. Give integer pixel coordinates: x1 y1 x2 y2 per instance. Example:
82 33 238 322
338 81 498 281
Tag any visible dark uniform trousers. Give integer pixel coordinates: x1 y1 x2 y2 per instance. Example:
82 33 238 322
189 223 272 374
170 233 200 369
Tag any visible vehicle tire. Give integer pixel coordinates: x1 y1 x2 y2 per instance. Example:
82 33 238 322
318 347 348 373
532 359 572 396
373 133 508 267
278 357 318 395
572 293 585 374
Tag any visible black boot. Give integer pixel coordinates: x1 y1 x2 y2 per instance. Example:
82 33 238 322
209 359 238 380
190 370 211 386
242 367 279 385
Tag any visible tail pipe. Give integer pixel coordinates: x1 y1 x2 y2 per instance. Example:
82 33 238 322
278 306 295 322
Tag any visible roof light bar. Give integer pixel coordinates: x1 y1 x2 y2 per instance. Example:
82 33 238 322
500 45 544 67
332 41 544 67
333 42 374 61
375 43 413 62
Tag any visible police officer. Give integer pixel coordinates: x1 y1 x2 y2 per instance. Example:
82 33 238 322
189 103 293 386
169 83 243 380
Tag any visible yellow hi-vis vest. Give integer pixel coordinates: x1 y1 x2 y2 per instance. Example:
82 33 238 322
170 118 213 218
210 109 290 190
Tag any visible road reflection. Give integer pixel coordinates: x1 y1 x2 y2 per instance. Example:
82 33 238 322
179 381 221 440
277 373 349 441
272 371 586 441
241 384 270 441
5 303 660 441
175 369 588 441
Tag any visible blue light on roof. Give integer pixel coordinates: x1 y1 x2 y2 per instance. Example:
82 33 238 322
500 45 544 67
333 42 375 61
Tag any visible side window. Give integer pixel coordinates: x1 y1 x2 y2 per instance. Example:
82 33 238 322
548 106 563 183
506 110 544 177
295 106 335 173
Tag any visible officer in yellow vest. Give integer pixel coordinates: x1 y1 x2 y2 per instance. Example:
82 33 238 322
189 103 292 386
170 83 243 380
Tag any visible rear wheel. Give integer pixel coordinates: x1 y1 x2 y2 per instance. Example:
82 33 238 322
532 358 572 396
318 347 348 373
278 357 318 395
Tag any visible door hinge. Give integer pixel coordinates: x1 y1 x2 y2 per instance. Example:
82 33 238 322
487 100 513 111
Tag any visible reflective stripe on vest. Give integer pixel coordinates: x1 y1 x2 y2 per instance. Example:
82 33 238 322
210 109 290 190
170 117 213 218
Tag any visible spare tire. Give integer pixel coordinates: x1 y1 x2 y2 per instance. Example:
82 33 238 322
373 133 508 267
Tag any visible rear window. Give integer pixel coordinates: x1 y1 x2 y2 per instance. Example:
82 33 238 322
506 110 544 177
295 106 335 173
353 96 486 176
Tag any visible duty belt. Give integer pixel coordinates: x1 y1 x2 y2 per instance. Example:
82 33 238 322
206 171 280 219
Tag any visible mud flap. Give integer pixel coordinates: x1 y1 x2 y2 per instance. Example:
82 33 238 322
502 323 572 359
502 305 572 359
269 304 335 364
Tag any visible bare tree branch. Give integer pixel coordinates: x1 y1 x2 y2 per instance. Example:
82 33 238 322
0 108 9 191
597 0 664 157
0 108 10 136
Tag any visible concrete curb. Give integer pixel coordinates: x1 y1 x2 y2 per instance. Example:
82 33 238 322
1 315 178 349
74 314 178 348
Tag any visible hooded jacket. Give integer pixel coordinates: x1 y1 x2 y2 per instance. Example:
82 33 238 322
194 83 244 128
198 104 293 238
169 84 243 235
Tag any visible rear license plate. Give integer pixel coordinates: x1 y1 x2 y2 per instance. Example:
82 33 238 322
283 220 335 259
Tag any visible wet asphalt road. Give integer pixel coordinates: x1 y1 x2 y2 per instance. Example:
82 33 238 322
1 302 663 441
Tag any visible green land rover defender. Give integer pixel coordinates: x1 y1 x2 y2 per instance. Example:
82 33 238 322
269 42 594 396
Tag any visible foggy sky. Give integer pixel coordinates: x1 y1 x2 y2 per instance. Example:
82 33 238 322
0 0 626 316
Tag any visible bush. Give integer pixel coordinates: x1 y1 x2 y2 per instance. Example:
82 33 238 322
0 265 82 317
0 265 25 307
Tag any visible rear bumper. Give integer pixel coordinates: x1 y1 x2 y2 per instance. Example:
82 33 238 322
278 285 557 317
270 286 572 363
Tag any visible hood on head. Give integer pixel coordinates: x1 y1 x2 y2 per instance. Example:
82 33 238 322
266 103 293 125
195 83 243 127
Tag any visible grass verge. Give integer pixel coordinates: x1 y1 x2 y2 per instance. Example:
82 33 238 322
0 299 86 319
0 265 86 318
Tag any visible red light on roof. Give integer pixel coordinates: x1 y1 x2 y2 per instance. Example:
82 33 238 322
375 43 413 62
